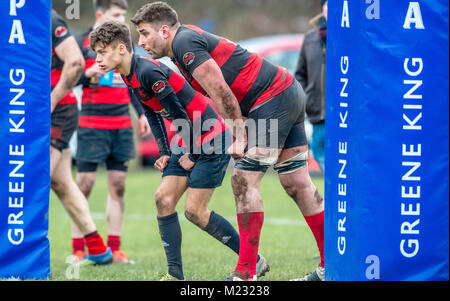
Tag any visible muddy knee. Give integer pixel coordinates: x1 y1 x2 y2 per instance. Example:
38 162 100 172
184 209 202 228
110 179 126 199
155 190 176 214
232 173 248 203
51 178 70 199
77 177 95 197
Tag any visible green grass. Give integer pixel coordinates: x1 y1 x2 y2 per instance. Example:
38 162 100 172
48 168 324 281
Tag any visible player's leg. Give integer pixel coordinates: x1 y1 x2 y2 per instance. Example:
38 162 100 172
278 145 325 281
51 103 111 264
71 163 97 259
183 150 242 256
228 166 266 281
104 128 136 262
155 174 188 280
70 125 102 259
106 166 128 262
50 145 62 178
272 81 325 280
51 148 112 264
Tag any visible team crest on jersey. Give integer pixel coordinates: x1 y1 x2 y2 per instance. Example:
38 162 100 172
55 26 68 38
183 52 195 66
152 81 166 94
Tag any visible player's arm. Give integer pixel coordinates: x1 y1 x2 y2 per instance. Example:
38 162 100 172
129 90 151 138
157 92 199 166
191 60 247 158
173 33 246 157
192 59 244 125
52 36 84 112
145 108 171 158
141 65 195 146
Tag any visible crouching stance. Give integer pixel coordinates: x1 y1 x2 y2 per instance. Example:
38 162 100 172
89 21 269 280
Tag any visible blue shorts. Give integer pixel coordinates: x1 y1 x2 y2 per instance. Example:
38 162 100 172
162 133 231 189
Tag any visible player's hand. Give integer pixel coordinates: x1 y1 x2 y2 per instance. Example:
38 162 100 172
178 154 195 171
154 156 170 172
137 115 151 138
227 118 248 159
227 141 247 160
85 63 106 78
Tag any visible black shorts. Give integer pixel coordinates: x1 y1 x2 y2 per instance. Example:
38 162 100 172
76 127 135 171
51 103 78 152
246 80 308 150
77 158 129 172
162 131 231 189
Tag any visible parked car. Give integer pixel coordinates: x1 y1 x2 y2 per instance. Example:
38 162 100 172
238 34 304 75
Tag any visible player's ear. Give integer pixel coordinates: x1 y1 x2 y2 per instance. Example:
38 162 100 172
160 25 170 39
118 43 127 55
95 10 103 21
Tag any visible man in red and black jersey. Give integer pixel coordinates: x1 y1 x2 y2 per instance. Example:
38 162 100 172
69 0 150 264
51 10 112 265
89 21 270 281
132 2 325 281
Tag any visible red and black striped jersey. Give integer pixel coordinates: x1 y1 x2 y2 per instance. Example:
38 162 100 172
51 10 77 105
171 25 294 117
122 55 228 156
76 29 144 130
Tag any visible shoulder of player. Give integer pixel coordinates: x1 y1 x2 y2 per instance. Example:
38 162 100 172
135 56 161 74
134 57 166 85
174 26 204 46
51 10 64 23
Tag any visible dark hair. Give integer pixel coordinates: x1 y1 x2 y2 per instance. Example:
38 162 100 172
131 1 179 28
93 0 128 12
90 21 133 52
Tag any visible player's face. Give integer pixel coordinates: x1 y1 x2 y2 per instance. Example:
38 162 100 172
94 43 123 72
136 23 168 59
98 5 127 25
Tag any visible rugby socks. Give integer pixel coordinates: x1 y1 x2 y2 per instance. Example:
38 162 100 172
304 210 325 268
157 212 184 280
72 238 85 253
84 231 108 255
235 212 264 279
108 235 121 253
204 211 240 255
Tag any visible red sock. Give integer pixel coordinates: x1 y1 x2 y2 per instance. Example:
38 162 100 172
304 211 324 268
235 212 264 279
84 232 108 255
108 235 120 252
72 238 85 253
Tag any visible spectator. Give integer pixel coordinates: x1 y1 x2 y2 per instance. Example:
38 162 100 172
295 0 327 173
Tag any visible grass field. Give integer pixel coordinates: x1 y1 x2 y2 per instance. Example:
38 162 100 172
48 167 324 281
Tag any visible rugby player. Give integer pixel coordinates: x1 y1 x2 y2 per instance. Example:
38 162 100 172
70 0 150 264
89 21 270 281
51 10 112 265
131 2 325 281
